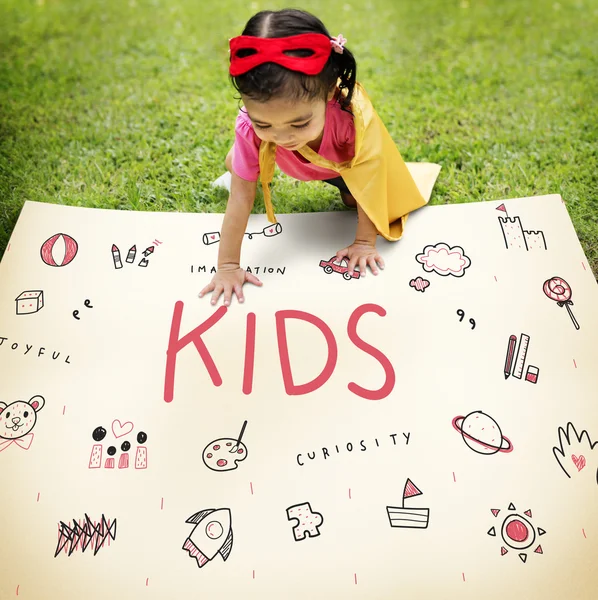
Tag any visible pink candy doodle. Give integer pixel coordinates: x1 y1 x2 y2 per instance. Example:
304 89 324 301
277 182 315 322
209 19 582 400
409 277 431 292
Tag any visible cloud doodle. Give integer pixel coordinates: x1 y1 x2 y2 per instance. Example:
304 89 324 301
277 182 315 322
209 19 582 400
415 243 471 277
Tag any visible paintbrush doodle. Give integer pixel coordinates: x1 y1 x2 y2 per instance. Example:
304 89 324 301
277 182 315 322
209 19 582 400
88 420 148 469
183 508 233 568
286 502 324 541
54 515 117 557
496 203 547 250
203 223 283 245
15 290 44 315
488 503 545 563
553 422 598 482
40 233 78 267
0 395 45 453
386 479 430 529
202 421 248 472
415 243 471 277
452 411 513 455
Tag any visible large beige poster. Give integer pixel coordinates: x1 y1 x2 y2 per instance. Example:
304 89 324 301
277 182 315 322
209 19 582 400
0 194 597 599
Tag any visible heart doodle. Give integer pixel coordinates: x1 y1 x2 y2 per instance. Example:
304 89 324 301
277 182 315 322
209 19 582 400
571 454 586 472
268 228 274 234
112 419 134 439
210 235 215 240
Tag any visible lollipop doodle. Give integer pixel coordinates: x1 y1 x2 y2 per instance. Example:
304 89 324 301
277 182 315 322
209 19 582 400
543 277 580 330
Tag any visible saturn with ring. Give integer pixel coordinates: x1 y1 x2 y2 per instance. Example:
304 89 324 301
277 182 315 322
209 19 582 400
452 410 513 455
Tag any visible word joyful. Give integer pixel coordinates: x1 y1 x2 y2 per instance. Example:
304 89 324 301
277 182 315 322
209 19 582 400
0 337 71 364
190 265 286 275
164 302 395 402
296 432 411 467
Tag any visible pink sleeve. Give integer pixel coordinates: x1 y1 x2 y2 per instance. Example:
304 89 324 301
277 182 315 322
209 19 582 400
232 110 261 182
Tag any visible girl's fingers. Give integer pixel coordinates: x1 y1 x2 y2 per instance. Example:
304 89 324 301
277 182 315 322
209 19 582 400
245 273 263 286
376 255 385 270
223 286 233 307
210 285 224 305
368 256 379 275
198 282 215 298
347 256 359 275
336 248 349 260
359 257 367 277
233 284 244 303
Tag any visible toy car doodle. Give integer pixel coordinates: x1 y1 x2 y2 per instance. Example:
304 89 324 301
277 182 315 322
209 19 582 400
319 256 360 280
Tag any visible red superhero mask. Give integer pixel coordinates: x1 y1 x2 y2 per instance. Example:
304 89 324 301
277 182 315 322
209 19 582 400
229 33 332 76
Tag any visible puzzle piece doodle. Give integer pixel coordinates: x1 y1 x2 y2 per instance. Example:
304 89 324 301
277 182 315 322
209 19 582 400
286 502 324 541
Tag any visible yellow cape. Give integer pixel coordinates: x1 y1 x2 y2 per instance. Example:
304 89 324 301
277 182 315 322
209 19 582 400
258 82 427 241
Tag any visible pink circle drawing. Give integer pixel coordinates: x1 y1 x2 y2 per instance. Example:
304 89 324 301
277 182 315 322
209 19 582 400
543 276 580 330
40 233 78 267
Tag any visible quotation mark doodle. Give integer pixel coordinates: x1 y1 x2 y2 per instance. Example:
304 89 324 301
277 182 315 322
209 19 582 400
456 309 476 330
73 299 93 320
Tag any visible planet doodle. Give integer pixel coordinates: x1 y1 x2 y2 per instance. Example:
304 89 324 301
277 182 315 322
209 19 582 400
452 411 513 455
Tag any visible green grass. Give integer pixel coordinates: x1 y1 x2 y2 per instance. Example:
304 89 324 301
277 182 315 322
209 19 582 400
1 0 596 273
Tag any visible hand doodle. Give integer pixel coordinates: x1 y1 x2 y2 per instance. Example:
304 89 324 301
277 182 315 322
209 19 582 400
456 309 476 330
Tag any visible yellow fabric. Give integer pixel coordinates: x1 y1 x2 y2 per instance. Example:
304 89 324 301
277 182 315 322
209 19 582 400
258 82 427 241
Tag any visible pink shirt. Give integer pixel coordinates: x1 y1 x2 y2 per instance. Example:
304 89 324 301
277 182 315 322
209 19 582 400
231 97 356 182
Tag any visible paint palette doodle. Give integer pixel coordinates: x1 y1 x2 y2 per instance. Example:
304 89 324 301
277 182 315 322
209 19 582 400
202 421 248 472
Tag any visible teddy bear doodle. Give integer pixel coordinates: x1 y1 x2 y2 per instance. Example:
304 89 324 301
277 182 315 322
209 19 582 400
0 395 45 453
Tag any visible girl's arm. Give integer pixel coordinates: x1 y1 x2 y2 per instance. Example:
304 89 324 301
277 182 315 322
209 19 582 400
199 172 262 305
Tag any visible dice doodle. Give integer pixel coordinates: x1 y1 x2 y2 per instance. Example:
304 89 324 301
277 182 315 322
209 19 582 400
286 502 324 541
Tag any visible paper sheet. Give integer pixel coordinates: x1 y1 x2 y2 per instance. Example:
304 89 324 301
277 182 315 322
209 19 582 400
0 194 597 599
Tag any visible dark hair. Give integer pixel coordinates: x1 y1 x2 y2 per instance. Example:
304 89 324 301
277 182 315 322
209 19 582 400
230 9 356 113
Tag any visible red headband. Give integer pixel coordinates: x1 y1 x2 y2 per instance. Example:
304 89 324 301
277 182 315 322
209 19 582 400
229 33 332 76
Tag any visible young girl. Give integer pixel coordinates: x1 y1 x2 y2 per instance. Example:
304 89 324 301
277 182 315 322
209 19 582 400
199 8 427 306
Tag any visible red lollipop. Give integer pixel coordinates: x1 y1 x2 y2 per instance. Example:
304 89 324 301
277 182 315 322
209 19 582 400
543 276 580 330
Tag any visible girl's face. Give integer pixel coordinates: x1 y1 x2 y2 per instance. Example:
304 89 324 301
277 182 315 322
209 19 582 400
242 89 335 151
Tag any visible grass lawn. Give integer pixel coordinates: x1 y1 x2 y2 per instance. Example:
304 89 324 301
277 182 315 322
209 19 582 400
1 0 596 273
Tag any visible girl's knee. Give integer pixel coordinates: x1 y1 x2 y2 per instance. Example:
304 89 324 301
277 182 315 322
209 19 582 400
225 147 234 172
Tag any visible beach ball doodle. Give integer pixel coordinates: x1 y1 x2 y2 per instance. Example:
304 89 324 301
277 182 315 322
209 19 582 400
543 276 580 330
452 411 513 455
40 233 78 267
487 503 545 563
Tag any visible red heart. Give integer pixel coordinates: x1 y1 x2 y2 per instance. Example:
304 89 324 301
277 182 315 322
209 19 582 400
268 228 273 234
210 235 215 240
571 454 586 472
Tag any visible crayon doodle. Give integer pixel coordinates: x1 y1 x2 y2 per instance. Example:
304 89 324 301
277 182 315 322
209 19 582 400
0 395 45 453
503 333 539 384
319 256 360 280
72 299 93 320
456 309 476 329
183 508 233 568
415 243 471 278
54 515 117 557
386 479 429 529
496 203 547 250
452 411 513 455
40 233 78 267
543 277 580 330
409 277 430 292
202 421 248 472
15 290 44 315
488 503 545 563
552 422 598 481
203 223 282 245
286 502 324 541
88 420 148 469
111 244 156 269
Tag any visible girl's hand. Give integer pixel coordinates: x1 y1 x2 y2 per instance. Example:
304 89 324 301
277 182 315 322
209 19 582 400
198 266 263 306
335 242 385 278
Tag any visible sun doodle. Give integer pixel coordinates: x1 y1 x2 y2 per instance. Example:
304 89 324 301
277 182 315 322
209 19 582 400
487 503 546 563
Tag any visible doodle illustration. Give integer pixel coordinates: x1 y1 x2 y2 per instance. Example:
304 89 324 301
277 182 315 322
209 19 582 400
73 299 93 320
488 503 545 562
503 333 539 383
318 256 360 280
111 244 123 269
202 222 283 245
54 514 117 557
0 395 45 453
456 309 476 329
88 420 148 469
552 422 598 481
15 290 44 315
496 204 547 250
183 508 233 568
112 243 156 269
386 479 430 529
40 233 78 267
452 411 513 455
286 502 324 541
543 276 580 330
415 243 471 277
126 245 136 263
202 421 248 472
409 277 430 292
